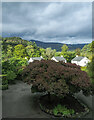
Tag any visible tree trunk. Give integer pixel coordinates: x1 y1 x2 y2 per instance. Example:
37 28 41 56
48 92 51 104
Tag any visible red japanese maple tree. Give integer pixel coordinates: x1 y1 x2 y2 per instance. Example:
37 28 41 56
22 60 92 96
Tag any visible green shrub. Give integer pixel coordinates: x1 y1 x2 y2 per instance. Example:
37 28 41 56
2 57 27 83
17 68 24 75
0 74 9 90
2 79 8 85
7 71 17 84
0 84 8 90
53 107 58 115
53 104 75 117
81 66 87 72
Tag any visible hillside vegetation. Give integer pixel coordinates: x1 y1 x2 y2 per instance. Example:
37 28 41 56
1 36 94 90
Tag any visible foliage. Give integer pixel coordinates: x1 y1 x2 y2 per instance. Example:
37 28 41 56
81 43 91 54
81 66 87 72
31 85 43 93
55 52 61 56
87 57 94 84
0 84 8 90
61 45 75 63
40 48 46 56
53 104 75 116
1 36 93 94
9 57 28 68
7 45 13 58
26 44 41 58
1 37 45 85
75 48 81 56
13 44 27 58
22 60 92 96
61 51 76 63
7 71 17 84
2 75 8 85
61 44 69 53
26 45 34 58
2 37 43 60
91 41 94 53
81 41 94 60
42 48 56 60
1 75 8 90
2 37 30 47
2 57 28 83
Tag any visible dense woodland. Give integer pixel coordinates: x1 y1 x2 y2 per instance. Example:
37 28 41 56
0 36 94 90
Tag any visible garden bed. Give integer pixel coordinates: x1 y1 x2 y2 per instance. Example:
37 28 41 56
39 94 89 118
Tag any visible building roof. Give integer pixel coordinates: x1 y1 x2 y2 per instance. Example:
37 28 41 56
72 56 84 61
54 56 66 61
32 57 43 61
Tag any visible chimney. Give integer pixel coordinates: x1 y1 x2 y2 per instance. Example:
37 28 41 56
61 55 63 57
76 55 78 57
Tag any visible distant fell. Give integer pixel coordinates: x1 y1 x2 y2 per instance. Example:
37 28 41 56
2 37 87 51
29 40 87 51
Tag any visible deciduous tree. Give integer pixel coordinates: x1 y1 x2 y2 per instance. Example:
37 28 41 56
61 44 68 53
22 60 92 97
13 44 27 58
42 48 56 60
75 48 81 56
61 51 76 63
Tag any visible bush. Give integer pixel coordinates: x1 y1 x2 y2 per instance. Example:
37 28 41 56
87 58 94 84
53 104 75 116
0 75 8 90
2 79 8 85
81 66 87 72
7 71 17 84
9 57 28 68
0 84 8 90
2 57 28 83
1 75 9 90
22 60 92 96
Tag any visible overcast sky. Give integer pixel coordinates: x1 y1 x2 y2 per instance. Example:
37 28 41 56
2 2 92 44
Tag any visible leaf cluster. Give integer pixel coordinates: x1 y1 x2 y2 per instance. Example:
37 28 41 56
53 104 74 116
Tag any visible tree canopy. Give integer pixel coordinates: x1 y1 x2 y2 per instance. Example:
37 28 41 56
61 44 69 53
13 44 27 58
42 48 56 60
81 41 93 60
22 60 92 96
61 51 76 63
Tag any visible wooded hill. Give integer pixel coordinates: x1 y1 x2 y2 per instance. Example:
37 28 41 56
2 37 87 51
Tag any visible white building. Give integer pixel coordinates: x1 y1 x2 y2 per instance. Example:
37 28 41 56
28 56 43 63
71 55 90 66
51 56 67 63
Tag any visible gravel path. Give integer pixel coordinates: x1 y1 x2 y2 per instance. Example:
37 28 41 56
2 81 93 118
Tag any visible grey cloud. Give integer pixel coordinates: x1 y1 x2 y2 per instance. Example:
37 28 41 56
2 2 92 44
